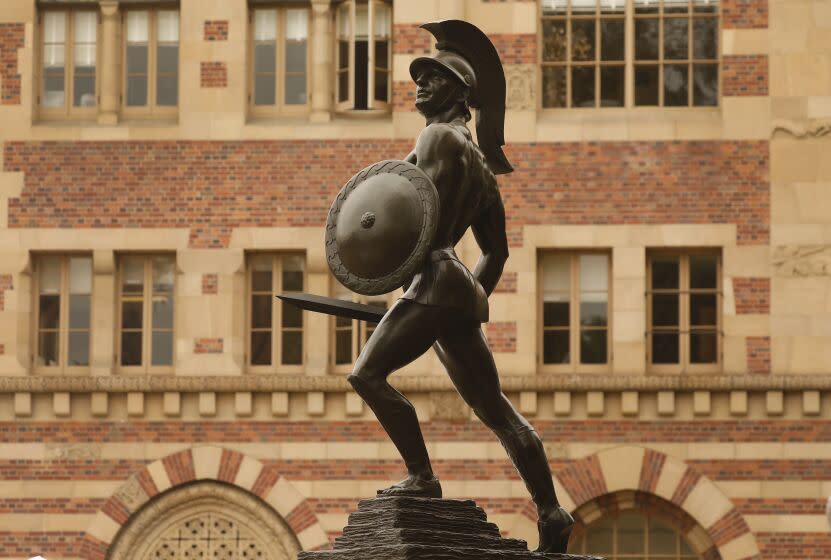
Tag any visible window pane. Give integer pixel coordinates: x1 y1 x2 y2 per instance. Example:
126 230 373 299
39 295 60 330
544 298 569 327
680 537 696 555
43 65 65 108
338 67 349 102
156 74 177 106
693 17 718 59
542 66 566 107
600 66 624 107
255 9 277 41
157 11 179 42
283 256 304 290
282 302 302 328
571 0 596 14
664 64 689 106
250 331 271 365
151 331 173 366
651 257 679 289
664 18 689 60
152 256 175 292
122 257 144 293
585 518 613 554
335 330 353 364
338 4 350 37
121 300 143 329
571 20 596 61
690 254 718 288
600 19 624 60
618 513 646 554
652 332 679 363
74 12 96 42
68 331 89 366
74 73 95 107
251 295 272 328
286 75 307 105
600 0 625 14
152 295 174 329
650 521 678 555
542 0 567 15
286 40 306 74
374 70 388 102
572 67 595 107
69 257 91 294
580 330 607 364
665 0 690 13
543 254 570 290
255 75 276 105
581 294 608 327
126 11 149 42
690 293 717 325
580 254 608 292
44 12 66 43
282 331 303 364
693 64 718 106
542 20 567 62
251 256 272 291
121 331 142 365
255 42 276 74
38 331 59 366
39 257 61 294
691 332 717 363
355 3 368 38
374 3 391 37
652 294 679 326
543 330 569 364
127 44 148 74
374 40 389 71
635 19 659 59
634 0 659 13
127 75 148 106
694 0 719 13
157 44 178 75
69 294 90 329
634 65 659 105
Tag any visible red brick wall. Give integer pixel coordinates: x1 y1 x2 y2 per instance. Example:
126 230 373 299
204 20 229 41
491 34 536 65
757 533 831 559
747 336 771 375
202 273 218 294
194 337 223 354
494 272 517 293
393 24 431 55
0 274 12 311
733 277 770 314
722 0 769 29
4 140 770 249
0 23 24 105
200 62 228 88
723 55 769 97
485 321 517 352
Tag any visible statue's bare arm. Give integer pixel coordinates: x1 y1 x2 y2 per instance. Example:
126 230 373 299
471 195 509 296
413 123 464 184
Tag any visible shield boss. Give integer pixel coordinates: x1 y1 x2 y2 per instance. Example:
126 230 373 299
326 160 439 295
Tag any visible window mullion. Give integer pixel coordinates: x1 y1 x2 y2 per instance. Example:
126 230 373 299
349 0 356 109
143 258 150 370
60 256 69 370
566 2 572 108
65 15 72 115
273 256 281 367
277 10 284 110
571 254 579 369
680 255 690 369
625 0 634 107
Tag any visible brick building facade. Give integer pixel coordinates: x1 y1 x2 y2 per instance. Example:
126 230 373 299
0 0 828 559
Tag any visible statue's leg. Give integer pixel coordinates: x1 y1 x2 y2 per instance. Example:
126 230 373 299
435 325 574 552
348 299 443 498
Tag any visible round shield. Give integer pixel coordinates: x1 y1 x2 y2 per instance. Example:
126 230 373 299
326 160 439 295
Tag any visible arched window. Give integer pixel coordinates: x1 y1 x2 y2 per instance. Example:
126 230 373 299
568 510 701 559
108 482 301 560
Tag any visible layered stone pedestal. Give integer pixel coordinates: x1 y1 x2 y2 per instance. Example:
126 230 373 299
298 496 604 560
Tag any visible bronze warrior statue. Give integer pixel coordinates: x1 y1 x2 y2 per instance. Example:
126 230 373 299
347 21 573 554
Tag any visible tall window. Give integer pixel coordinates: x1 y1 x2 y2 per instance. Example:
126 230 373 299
541 0 719 108
540 252 610 370
568 511 700 558
331 281 389 371
251 7 310 113
124 9 179 114
647 251 720 372
336 0 392 111
248 254 305 370
118 255 175 372
40 10 98 115
34 255 92 372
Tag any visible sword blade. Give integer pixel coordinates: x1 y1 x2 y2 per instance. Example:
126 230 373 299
277 292 386 323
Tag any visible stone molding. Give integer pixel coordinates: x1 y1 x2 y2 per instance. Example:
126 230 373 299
0 374 829 393
772 118 831 138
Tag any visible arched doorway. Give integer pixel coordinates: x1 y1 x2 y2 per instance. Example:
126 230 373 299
107 481 301 560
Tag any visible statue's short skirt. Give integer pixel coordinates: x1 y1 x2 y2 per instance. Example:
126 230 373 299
400 247 489 323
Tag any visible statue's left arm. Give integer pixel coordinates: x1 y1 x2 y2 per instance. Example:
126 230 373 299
471 194 509 297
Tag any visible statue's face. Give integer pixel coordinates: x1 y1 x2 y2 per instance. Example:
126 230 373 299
414 66 461 117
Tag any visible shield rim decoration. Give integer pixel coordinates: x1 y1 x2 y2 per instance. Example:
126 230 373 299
326 160 440 296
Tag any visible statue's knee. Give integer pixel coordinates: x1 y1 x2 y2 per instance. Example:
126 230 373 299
347 370 380 400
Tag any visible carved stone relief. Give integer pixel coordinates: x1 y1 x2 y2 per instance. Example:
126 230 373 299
772 118 831 139
772 245 831 277
114 476 150 514
107 481 301 560
505 65 535 111
46 443 102 460
430 391 470 421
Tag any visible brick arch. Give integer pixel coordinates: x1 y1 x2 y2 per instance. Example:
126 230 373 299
78 446 329 560
554 446 760 560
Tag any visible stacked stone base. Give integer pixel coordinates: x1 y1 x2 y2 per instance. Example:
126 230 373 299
298 496 604 560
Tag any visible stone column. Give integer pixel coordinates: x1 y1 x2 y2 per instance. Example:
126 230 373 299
98 1 119 125
310 0 333 123
91 250 115 375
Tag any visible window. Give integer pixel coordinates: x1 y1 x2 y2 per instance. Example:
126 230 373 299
541 0 719 108
251 7 310 114
118 255 175 372
39 10 98 116
336 0 392 112
34 255 92 372
568 511 700 558
540 252 610 370
248 254 305 370
331 281 390 371
124 9 179 115
647 251 720 372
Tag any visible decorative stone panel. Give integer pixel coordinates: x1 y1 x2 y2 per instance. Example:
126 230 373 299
505 65 535 111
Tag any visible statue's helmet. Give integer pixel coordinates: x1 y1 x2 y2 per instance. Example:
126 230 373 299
409 50 477 92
